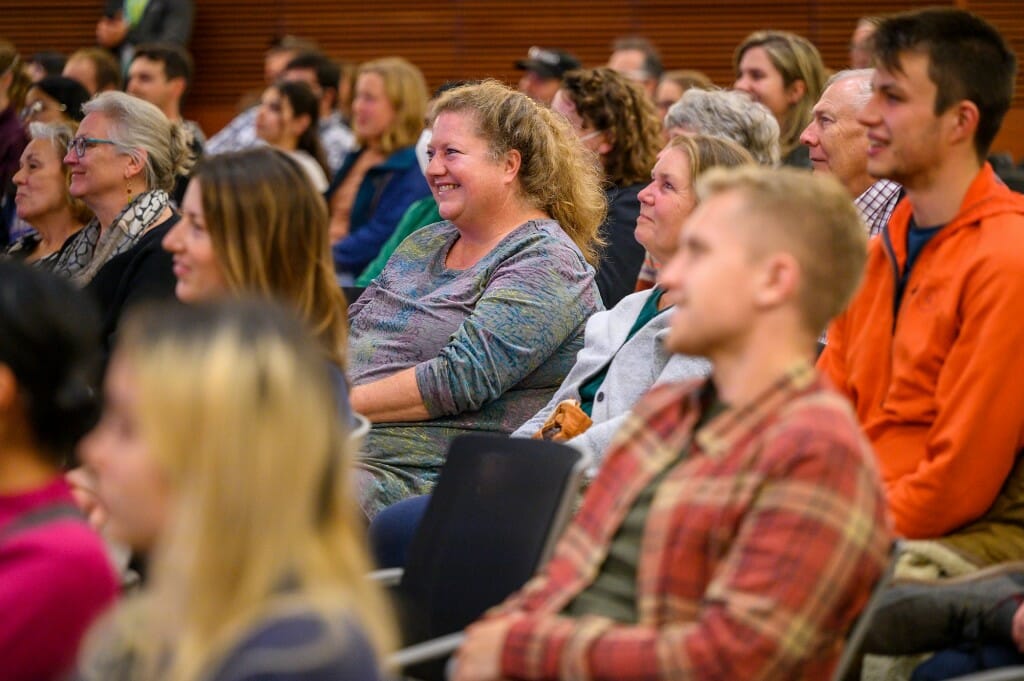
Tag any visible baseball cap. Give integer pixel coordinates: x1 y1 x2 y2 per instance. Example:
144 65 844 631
515 47 581 80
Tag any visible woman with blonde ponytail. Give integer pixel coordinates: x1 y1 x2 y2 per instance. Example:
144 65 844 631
76 299 394 681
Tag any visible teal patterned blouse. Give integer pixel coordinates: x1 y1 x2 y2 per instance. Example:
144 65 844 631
348 219 602 516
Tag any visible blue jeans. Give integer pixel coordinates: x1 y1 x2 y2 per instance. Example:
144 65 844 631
367 494 430 569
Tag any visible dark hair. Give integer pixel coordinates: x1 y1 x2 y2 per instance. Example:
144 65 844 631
285 51 341 95
132 43 194 84
872 7 1017 159
0 262 100 464
611 36 664 80
273 80 327 174
29 51 66 78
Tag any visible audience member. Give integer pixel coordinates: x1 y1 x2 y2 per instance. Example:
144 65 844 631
1 42 30 247
818 9 1024 556
850 16 882 69
62 47 122 95
126 43 204 204
0 262 118 681
21 76 90 126
514 134 752 465
354 79 474 287
553 67 661 307
514 46 580 106
75 300 393 681
452 165 889 681
203 35 319 155
733 30 826 167
654 68 713 121
4 123 91 267
96 0 193 67
637 87 780 290
25 51 66 82
255 80 329 191
52 92 194 353
607 36 663 99
347 80 605 516
371 134 758 567
327 57 430 280
800 69 902 236
282 51 357 174
162 147 352 422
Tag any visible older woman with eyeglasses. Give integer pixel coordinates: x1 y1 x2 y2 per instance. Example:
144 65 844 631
52 91 194 353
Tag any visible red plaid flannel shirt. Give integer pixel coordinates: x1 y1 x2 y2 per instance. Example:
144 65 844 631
488 362 891 681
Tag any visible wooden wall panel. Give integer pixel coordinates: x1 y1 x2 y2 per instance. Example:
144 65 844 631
1 0 1021 158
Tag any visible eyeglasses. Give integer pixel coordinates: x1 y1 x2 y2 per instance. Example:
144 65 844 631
67 136 118 158
20 100 67 122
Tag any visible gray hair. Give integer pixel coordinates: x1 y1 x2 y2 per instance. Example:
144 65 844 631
28 120 77 153
824 68 874 109
82 91 195 193
664 88 781 167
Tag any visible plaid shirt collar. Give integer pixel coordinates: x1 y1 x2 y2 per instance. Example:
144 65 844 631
694 360 817 458
856 179 903 237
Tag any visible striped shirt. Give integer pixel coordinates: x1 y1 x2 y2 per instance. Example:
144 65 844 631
489 362 891 681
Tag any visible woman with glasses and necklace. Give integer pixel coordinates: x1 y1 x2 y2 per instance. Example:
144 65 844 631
52 91 194 354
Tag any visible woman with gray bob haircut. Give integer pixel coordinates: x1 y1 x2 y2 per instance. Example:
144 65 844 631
53 91 195 352
664 88 781 167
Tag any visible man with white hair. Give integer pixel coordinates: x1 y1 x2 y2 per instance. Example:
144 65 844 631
800 69 902 236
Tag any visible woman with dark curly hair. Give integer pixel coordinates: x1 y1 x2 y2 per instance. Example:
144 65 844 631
553 67 662 306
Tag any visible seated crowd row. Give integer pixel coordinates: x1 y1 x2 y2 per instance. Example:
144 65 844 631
2 6 1024 681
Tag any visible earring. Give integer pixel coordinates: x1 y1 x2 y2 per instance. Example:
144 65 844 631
126 180 133 201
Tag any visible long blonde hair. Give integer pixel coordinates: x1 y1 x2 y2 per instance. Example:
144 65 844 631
79 300 394 681
430 79 607 265
194 148 348 367
734 31 826 159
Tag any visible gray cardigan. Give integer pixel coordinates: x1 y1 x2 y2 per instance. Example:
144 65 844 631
512 288 709 471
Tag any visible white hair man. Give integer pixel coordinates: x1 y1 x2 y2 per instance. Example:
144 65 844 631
799 69 902 236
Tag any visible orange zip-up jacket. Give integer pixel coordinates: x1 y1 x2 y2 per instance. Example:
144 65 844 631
819 164 1024 539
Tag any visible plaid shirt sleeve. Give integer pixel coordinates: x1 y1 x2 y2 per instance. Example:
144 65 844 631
497 393 889 681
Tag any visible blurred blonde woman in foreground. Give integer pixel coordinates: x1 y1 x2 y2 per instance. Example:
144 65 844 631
75 300 393 681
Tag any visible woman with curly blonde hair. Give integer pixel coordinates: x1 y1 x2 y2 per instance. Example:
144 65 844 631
553 67 662 306
348 79 605 516
734 30 827 167
76 300 394 681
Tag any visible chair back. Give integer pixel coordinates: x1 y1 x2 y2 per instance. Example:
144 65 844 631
395 433 583 650
831 540 903 681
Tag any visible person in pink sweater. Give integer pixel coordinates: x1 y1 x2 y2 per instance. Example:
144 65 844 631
0 261 119 681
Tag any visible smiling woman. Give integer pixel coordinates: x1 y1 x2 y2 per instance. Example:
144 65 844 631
50 91 196 354
347 80 606 516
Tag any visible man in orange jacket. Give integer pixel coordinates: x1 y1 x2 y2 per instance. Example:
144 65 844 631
819 8 1024 548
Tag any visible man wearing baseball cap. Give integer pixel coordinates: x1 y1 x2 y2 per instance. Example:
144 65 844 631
515 46 580 105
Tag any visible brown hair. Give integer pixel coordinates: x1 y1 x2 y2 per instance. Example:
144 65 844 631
734 31 827 158
559 67 663 187
193 148 349 367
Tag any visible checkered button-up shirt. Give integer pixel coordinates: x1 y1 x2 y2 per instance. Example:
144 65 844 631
856 179 902 237
490 362 891 681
